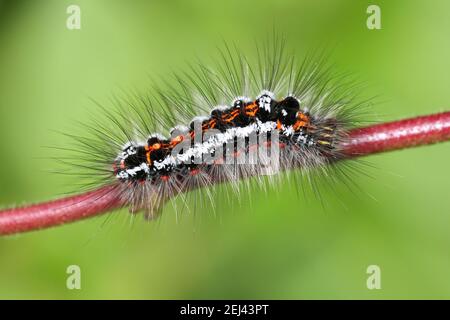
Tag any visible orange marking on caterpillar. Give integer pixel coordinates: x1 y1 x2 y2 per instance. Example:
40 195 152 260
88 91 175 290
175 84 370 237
170 135 184 147
202 119 217 131
276 120 282 130
152 143 161 150
244 102 259 117
145 145 153 165
222 109 241 123
293 112 310 131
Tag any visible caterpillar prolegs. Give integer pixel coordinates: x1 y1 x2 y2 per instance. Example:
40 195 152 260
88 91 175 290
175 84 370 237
72 41 366 219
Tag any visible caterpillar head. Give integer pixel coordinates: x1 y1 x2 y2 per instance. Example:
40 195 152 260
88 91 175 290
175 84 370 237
114 142 148 181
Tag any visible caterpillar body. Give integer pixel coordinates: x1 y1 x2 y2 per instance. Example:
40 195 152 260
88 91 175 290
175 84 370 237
70 41 366 219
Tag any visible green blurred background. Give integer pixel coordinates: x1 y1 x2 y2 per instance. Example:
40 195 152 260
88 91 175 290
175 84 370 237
0 0 449 299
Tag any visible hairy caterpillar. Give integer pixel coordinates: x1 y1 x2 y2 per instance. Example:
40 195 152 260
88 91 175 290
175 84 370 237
64 39 368 220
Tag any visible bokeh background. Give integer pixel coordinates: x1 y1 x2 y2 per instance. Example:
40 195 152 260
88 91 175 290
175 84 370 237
0 0 449 299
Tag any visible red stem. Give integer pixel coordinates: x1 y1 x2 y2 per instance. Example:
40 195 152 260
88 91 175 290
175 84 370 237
342 111 450 156
1 111 449 236
0 185 124 236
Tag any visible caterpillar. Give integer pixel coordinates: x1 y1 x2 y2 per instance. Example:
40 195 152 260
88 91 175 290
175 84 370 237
68 40 367 220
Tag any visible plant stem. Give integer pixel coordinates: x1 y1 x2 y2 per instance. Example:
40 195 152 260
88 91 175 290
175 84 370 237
0 185 124 236
342 111 450 156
